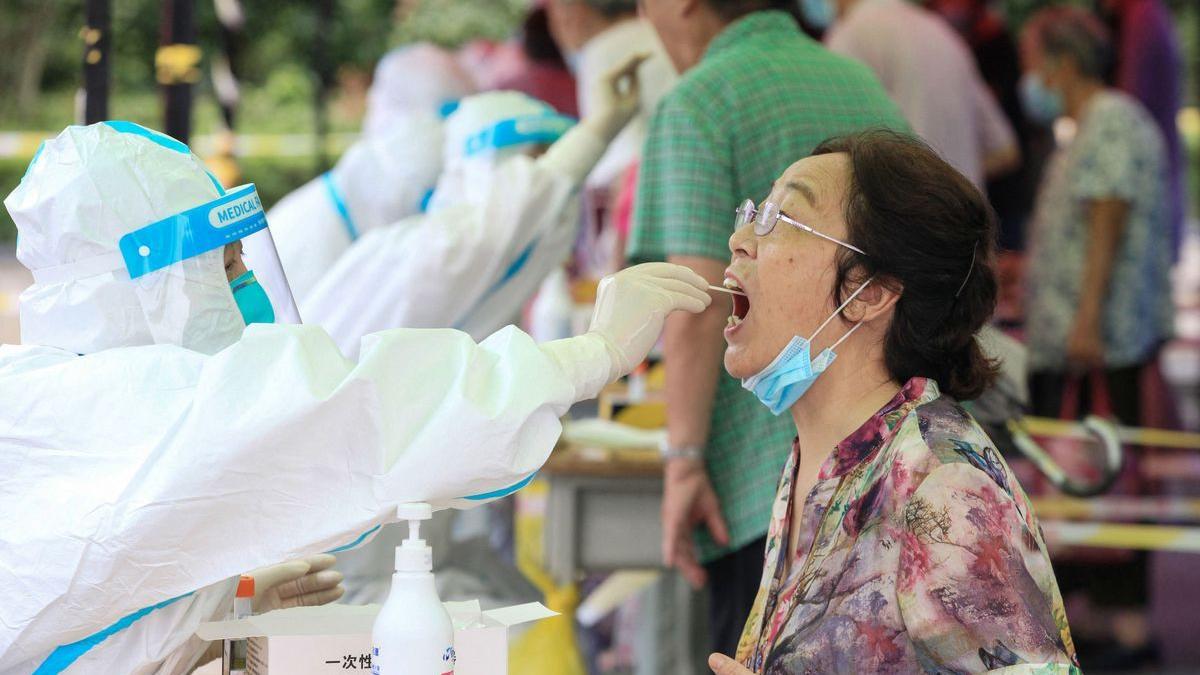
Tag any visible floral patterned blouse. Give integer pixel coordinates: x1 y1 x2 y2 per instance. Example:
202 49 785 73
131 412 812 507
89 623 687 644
735 378 1079 674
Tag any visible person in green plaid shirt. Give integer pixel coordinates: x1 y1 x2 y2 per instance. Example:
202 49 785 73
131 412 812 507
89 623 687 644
632 0 907 657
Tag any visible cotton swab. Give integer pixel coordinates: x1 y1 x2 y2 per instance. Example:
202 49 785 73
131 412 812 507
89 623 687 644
708 285 747 297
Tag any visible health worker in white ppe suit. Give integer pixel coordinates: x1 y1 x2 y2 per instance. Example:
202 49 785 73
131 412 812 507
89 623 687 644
362 42 476 138
264 116 446 304
0 121 711 674
302 56 649 356
304 55 647 605
266 43 477 305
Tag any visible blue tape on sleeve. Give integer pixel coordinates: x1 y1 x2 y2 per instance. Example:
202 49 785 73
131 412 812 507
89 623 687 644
326 524 383 553
419 187 435 213
463 471 538 501
33 593 193 675
322 171 360 242
119 183 267 279
438 99 461 119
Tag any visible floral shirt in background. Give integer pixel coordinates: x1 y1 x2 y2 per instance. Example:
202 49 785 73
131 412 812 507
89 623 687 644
1024 91 1174 372
736 378 1079 674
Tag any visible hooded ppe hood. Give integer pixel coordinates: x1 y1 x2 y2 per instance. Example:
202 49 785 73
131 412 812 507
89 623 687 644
363 42 477 137
428 91 574 212
331 111 445 234
4 122 245 355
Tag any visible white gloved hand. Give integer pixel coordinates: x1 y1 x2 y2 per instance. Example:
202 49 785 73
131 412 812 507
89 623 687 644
249 553 345 613
589 262 712 378
581 52 649 143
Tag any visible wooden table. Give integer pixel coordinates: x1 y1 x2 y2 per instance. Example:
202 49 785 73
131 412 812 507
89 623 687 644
541 444 706 675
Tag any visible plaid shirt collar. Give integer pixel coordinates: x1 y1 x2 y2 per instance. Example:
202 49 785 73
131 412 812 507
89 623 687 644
704 10 810 61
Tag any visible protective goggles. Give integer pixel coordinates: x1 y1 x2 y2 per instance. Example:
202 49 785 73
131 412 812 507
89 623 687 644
119 182 301 323
735 198 866 256
463 113 576 157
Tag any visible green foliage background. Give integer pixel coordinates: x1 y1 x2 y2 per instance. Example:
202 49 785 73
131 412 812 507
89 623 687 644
0 0 1195 241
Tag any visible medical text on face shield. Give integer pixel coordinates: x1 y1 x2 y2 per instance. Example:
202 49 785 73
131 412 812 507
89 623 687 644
209 193 263 228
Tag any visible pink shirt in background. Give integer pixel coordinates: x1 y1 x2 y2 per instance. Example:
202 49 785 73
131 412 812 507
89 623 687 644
826 0 1015 188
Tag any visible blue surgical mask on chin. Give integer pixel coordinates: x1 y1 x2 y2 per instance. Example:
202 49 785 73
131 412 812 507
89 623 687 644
229 270 276 325
741 279 873 415
801 0 836 31
1019 72 1064 126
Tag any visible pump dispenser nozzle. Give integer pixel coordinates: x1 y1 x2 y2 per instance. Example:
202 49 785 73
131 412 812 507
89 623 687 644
374 502 454 673
395 502 434 573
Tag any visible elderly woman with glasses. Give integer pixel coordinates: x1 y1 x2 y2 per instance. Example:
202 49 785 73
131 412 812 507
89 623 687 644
706 130 1079 675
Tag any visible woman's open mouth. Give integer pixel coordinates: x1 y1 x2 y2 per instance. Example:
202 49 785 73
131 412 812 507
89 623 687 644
724 277 750 333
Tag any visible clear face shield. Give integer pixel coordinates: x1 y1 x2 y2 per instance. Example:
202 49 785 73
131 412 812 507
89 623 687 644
119 182 301 327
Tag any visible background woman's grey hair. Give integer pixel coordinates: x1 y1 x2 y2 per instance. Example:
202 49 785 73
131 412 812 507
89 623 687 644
1027 6 1114 80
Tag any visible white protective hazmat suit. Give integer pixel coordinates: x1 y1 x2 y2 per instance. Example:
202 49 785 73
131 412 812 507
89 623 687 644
362 42 476 139
0 122 709 674
302 79 638 356
265 112 445 305
303 76 641 601
266 42 476 307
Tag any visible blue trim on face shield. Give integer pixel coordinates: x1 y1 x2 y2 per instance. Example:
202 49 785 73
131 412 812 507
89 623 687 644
102 120 226 195
119 183 267 280
463 114 576 157
419 188 435 213
464 471 538 501
322 171 359 242
34 593 193 674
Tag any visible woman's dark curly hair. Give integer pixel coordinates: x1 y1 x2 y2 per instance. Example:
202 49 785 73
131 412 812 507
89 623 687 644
813 129 999 400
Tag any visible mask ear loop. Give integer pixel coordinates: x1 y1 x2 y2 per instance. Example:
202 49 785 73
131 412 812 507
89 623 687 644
808 277 874 345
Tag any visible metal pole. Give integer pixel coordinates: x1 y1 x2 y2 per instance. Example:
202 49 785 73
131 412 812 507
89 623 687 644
158 0 199 143
312 0 335 173
208 0 246 187
82 0 111 124
212 0 244 132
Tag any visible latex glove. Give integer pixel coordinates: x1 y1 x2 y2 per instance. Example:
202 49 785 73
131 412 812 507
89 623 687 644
709 654 754 674
589 262 711 378
662 459 729 589
580 52 649 143
249 554 345 613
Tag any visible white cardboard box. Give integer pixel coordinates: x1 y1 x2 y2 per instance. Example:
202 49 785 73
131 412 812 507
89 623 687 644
196 601 556 674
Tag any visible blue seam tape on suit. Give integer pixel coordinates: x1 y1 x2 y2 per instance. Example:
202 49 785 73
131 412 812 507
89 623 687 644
452 237 538 331
34 593 193 674
322 171 359 242
327 524 383 553
464 471 538 501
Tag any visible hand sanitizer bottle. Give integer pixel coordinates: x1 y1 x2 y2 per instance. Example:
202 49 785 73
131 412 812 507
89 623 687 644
371 503 455 674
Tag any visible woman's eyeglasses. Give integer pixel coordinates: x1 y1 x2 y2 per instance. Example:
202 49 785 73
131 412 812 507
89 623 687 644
735 199 866 256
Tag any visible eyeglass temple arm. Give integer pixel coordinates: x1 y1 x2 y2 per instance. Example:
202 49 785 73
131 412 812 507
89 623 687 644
777 212 867 256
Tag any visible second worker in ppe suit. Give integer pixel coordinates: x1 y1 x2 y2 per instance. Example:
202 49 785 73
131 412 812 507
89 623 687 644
0 120 710 674
265 43 477 305
304 54 652 605
302 55 649 356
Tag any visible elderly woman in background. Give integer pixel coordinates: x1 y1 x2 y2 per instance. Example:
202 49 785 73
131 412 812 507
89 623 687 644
1019 6 1173 668
706 130 1078 674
